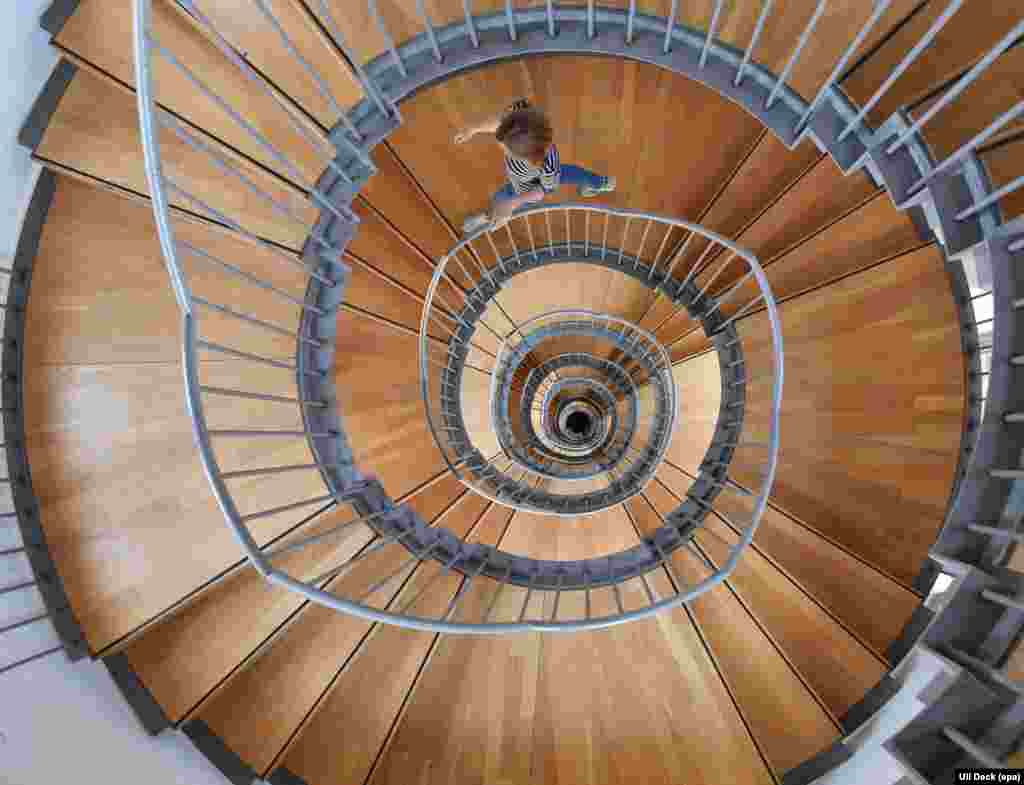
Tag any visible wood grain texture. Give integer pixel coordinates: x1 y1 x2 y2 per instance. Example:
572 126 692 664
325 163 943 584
693 516 887 719
671 547 840 776
194 488 496 775
980 137 1024 223
664 350 721 474
55 0 329 184
841 2 1023 131
123 502 373 721
189 0 363 128
666 190 924 362
658 461 920 659
729 245 964 585
34 66 315 251
384 55 762 238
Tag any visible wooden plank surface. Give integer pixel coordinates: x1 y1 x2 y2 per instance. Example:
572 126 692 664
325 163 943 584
55 0 329 185
841 2 1024 131
123 502 373 721
658 462 921 658
34 66 315 251
190 0 363 129
693 515 887 719
664 350 721 474
666 190 924 362
194 488 496 775
980 137 1024 223
671 546 841 776
728 245 964 585
384 55 762 240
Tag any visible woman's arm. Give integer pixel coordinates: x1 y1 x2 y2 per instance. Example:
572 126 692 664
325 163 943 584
453 114 503 144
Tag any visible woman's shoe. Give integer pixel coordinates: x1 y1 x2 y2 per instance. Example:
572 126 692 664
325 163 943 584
462 212 493 235
580 176 617 198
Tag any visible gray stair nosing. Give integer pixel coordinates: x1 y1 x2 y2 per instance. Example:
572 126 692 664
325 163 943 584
39 0 80 36
17 58 77 153
266 767 310 785
103 653 171 736
182 719 259 785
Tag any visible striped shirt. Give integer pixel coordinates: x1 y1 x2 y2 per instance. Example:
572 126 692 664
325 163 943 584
502 99 561 194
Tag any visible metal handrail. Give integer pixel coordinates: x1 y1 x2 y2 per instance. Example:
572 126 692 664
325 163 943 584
129 0 1023 638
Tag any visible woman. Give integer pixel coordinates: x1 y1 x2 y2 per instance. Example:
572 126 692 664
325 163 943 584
455 98 616 234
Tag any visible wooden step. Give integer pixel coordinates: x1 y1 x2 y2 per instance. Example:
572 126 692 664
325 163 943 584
979 135 1024 223
32 65 316 251
188 486 501 776
22 175 328 651
54 0 331 186
659 461 921 659
722 244 963 587
669 545 841 778
692 514 888 719
270 498 520 785
665 189 924 361
664 350 722 474
904 44 1024 161
181 0 364 131
841 3 1024 132
120 469 467 724
640 132 823 331
382 54 762 243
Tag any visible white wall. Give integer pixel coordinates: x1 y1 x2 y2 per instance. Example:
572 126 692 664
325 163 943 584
0 655 231 785
0 0 57 257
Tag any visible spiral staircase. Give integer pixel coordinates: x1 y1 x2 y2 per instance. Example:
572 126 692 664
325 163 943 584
3 1 1024 783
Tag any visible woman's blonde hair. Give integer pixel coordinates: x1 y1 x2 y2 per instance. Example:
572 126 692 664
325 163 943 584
496 107 553 166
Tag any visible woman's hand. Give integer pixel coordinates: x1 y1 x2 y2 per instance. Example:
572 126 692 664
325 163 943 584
453 127 476 144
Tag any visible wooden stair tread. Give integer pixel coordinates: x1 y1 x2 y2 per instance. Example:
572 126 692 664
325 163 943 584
693 515 887 718
664 351 722 475
724 244 963 586
55 0 329 185
980 137 1024 222
661 461 920 658
34 65 314 252
194 488 499 775
671 547 841 776
666 190 924 361
187 0 364 130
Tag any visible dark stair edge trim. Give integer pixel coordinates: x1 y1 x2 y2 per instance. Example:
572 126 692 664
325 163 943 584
181 719 260 785
5 168 90 661
887 603 937 666
17 58 77 152
840 674 903 735
266 767 311 785
39 0 80 36
780 740 855 785
103 653 172 736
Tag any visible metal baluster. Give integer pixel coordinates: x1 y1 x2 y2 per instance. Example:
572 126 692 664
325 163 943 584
157 114 339 253
626 0 636 44
240 494 335 523
263 508 394 559
200 385 325 406
519 569 538 621
587 0 596 39
192 297 324 348
691 252 737 307
367 0 408 77
795 0 893 133
838 0 966 142
699 0 725 69
196 339 313 373
765 0 828 110
957 176 1024 222
505 0 517 41
887 19 1024 155
550 572 563 621
546 0 557 37
651 225 674 276
0 646 64 677
705 268 755 314
715 294 764 332
505 223 522 266
601 211 610 260
663 0 678 54
584 210 591 256
584 569 592 619
735 0 774 87
544 210 555 255
483 564 514 622
524 216 539 262
444 554 489 621
620 216 633 266
908 101 1024 195
187 237 325 313
415 0 443 62
565 208 572 253
164 181 337 287
315 0 394 117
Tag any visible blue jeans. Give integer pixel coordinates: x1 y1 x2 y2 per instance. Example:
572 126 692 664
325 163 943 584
492 164 607 204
